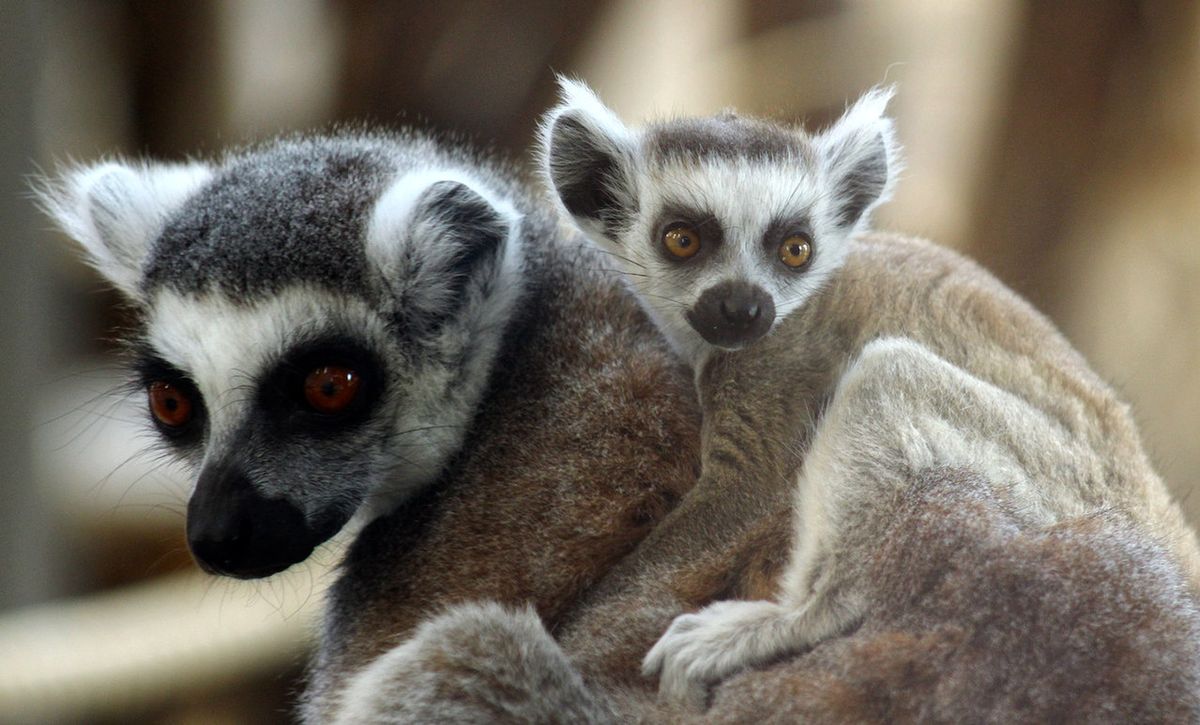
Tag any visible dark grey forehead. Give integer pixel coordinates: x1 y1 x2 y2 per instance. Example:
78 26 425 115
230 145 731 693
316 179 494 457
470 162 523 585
143 138 396 298
646 114 813 164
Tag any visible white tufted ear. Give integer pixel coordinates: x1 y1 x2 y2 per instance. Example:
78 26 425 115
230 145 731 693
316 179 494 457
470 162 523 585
813 86 902 230
539 77 639 241
36 161 213 300
366 169 522 325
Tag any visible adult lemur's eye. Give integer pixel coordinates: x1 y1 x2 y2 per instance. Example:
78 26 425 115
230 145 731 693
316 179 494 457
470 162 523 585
779 235 813 269
148 381 194 428
304 366 361 414
663 224 701 259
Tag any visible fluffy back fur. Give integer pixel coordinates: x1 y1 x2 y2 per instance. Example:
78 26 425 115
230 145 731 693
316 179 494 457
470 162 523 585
321 338 1200 722
302 170 703 720
539 82 1200 711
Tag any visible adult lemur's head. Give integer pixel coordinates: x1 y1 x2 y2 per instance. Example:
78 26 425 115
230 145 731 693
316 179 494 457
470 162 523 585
39 134 524 578
541 79 900 363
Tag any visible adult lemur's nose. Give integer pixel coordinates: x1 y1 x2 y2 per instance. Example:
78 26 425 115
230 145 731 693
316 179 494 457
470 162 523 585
687 280 776 349
186 460 321 579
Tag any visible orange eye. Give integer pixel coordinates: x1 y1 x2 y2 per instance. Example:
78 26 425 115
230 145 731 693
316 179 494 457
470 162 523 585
304 366 361 414
779 235 813 269
663 225 701 259
148 381 194 428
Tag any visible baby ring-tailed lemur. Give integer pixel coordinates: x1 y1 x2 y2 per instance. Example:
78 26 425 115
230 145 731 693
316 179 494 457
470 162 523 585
541 79 1200 704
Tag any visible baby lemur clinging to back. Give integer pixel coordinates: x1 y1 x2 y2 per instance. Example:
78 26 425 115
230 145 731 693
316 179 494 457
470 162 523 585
542 80 1200 703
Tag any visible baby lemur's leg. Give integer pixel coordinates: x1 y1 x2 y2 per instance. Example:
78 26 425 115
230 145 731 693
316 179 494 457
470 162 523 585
332 602 615 724
645 337 1076 705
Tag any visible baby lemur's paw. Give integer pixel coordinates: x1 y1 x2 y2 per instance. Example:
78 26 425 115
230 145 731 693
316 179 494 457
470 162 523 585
641 599 789 708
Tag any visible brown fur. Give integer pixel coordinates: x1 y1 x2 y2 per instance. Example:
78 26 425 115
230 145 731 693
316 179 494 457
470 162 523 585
304 235 703 719
552 230 1200 711
313 230 1200 721
704 467 1200 723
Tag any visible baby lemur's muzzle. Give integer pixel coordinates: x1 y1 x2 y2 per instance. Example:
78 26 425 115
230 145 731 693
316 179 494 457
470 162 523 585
686 280 776 349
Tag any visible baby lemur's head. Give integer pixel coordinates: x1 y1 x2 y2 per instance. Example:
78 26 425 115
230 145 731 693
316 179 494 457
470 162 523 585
541 80 899 363
38 134 524 578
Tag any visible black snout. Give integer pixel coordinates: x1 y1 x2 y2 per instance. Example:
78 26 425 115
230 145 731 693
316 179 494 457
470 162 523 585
686 280 776 348
186 462 330 579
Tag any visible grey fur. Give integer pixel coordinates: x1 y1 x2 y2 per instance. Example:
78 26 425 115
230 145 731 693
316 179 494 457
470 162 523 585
38 130 535 574
144 137 390 299
331 603 615 725
41 127 706 719
647 114 812 164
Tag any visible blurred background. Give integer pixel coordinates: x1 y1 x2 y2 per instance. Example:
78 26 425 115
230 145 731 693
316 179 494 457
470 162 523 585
2 0 1198 721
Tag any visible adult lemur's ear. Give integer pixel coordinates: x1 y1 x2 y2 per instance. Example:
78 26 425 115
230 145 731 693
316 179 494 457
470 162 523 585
366 170 522 327
35 161 213 301
539 77 638 242
813 87 902 230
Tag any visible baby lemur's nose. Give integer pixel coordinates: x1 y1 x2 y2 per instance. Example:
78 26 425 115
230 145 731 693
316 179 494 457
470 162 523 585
687 280 776 349
721 297 761 324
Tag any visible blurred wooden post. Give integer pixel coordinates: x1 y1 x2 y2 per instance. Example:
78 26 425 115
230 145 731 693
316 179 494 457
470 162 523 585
122 0 224 156
0 1 67 608
335 0 611 152
964 0 1139 319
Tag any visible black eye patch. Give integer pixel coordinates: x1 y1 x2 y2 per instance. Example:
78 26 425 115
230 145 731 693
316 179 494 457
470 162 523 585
257 335 386 436
762 216 816 273
133 352 207 446
651 204 725 268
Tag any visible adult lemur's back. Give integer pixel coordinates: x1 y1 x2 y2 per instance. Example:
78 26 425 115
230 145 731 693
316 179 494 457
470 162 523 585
307 190 704 721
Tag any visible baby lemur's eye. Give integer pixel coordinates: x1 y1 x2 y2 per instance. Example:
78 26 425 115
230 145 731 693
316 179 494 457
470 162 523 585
148 381 194 428
304 366 361 414
779 235 813 269
663 224 701 260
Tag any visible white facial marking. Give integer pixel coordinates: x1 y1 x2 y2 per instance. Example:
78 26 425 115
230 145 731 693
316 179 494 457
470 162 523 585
601 156 853 364
145 285 389 451
366 168 520 283
37 161 213 299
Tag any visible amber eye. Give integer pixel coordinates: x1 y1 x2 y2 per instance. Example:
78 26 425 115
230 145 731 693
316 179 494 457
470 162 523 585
779 235 813 269
304 366 361 414
148 381 194 428
663 224 701 259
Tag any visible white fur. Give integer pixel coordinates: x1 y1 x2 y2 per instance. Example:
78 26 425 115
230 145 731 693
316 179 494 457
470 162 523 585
366 168 521 286
144 285 479 521
540 81 899 367
814 86 902 237
547 78 636 157
539 77 640 243
37 160 213 299
363 172 527 500
619 157 854 364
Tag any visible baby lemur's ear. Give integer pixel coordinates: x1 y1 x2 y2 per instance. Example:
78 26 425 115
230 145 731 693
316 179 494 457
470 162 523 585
813 86 902 230
36 161 213 300
366 170 521 326
540 77 638 242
